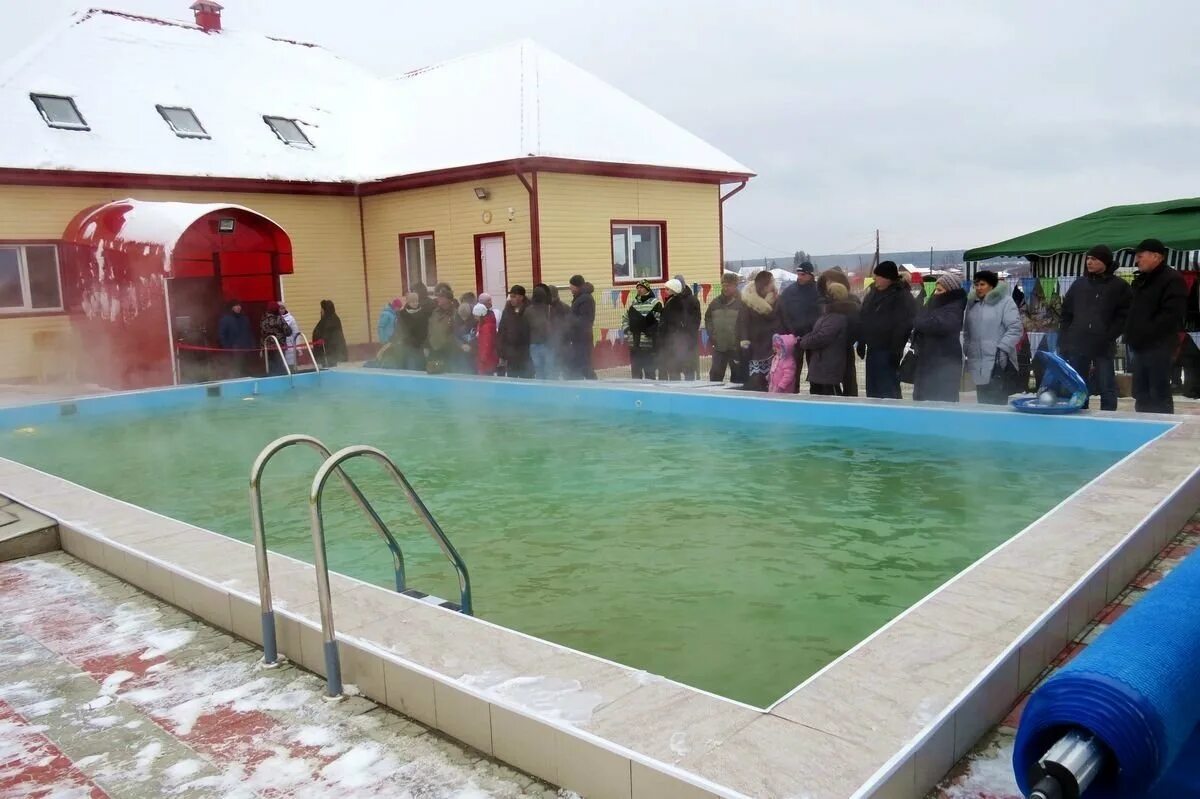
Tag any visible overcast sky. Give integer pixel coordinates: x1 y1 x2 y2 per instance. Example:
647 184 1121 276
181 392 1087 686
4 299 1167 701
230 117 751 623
4 0 1199 258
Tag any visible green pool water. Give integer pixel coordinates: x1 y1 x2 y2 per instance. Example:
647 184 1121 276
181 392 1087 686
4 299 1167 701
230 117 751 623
0 389 1120 706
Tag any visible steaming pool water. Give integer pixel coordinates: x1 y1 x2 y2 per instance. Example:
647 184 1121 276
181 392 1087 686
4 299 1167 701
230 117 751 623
0 374 1151 706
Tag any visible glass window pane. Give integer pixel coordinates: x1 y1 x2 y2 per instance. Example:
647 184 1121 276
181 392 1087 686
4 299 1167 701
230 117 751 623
0 250 23 308
630 225 662 279
612 228 630 279
405 238 423 288
266 116 312 147
421 237 437 284
33 95 87 129
26 246 61 309
162 107 207 136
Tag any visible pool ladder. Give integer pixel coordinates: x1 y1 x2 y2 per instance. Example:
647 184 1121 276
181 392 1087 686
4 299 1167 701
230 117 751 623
249 434 473 697
262 334 321 383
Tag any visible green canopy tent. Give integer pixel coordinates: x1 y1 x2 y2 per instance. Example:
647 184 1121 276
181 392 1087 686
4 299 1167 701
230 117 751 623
965 197 1200 280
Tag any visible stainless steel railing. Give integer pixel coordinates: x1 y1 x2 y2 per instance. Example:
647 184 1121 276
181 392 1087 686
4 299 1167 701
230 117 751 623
262 335 291 383
249 435 406 667
293 333 321 375
309 445 474 697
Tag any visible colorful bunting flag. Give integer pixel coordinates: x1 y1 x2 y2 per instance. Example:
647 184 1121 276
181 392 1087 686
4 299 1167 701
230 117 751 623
1181 272 1197 294
1057 276 1075 296
620 289 630 306
1120 272 1135 284
701 283 712 302
1190 332 1200 349
593 328 603 344
1039 277 1057 300
1046 331 1060 353
1021 277 1036 298
1028 332 1046 356
864 277 875 290
924 281 935 298
611 290 621 307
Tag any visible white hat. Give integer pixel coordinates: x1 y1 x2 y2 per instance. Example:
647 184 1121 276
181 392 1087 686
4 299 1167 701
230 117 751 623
472 303 488 318
664 278 683 295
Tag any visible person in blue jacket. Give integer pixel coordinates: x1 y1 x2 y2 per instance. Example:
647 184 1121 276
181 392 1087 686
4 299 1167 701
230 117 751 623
218 299 255 377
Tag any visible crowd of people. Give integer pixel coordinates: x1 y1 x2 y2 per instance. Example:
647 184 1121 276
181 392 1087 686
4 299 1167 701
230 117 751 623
214 239 1191 414
615 238 1189 414
218 298 347 377
369 275 599 379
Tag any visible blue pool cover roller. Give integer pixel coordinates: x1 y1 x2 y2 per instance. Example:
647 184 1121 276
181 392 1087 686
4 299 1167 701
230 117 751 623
1013 550 1200 798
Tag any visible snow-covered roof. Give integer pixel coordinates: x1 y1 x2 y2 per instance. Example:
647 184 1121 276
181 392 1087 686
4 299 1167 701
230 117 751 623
0 9 753 184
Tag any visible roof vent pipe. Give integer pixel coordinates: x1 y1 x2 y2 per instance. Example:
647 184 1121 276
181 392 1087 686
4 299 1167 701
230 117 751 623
191 1 223 32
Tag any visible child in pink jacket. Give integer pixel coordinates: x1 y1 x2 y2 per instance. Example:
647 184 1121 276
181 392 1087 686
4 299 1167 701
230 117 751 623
768 333 797 393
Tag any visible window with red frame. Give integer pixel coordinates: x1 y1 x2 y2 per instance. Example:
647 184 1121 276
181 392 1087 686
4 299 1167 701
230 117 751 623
611 222 664 283
0 245 62 313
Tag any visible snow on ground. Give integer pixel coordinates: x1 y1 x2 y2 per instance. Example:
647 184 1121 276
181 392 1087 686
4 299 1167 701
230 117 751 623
0 553 571 798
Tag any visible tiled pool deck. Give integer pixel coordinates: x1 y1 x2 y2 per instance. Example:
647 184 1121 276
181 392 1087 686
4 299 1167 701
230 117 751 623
0 550 567 798
927 510 1200 798
0 375 1198 799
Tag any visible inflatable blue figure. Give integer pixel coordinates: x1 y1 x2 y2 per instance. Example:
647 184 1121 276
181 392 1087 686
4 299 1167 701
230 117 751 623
1010 351 1089 414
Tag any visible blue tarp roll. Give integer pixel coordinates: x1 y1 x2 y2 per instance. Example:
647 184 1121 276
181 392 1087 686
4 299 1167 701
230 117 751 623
1013 551 1200 798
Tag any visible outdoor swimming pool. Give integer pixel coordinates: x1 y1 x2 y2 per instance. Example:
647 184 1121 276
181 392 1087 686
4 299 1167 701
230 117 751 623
0 373 1171 706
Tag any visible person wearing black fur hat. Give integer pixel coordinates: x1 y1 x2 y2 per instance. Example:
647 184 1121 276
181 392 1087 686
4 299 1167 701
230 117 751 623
566 275 597 379
1058 244 1132 411
858 260 915 399
1125 239 1188 413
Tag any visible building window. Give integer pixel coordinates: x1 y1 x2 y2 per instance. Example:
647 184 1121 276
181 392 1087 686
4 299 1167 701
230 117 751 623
0 245 63 313
401 234 437 290
157 105 209 139
30 93 89 131
611 222 665 283
263 115 313 148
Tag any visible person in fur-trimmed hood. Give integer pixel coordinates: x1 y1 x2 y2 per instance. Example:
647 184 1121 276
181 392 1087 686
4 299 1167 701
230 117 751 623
796 282 857 395
736 270 782 392
817 268 861 396
912 273 968 402
964 269 1023 405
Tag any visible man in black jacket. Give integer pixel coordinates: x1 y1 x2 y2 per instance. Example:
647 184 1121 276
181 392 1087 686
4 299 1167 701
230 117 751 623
857 261 915 399
1058 244 1132 411
1125 238 1188 414
567 275 597 379
779 261 821 390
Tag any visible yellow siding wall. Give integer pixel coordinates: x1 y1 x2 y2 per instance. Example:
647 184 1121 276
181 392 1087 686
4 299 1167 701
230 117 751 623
361 176 532 337
0 184 365 381
536 174 721 290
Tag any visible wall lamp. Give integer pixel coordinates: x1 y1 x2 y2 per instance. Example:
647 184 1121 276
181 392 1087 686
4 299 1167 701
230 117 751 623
473 187 490 200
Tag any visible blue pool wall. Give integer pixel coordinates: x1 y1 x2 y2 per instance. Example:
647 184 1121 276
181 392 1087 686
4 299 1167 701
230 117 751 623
0 370 1173 454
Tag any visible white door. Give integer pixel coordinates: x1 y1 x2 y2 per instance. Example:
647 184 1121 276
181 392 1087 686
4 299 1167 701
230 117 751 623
479 236 507 298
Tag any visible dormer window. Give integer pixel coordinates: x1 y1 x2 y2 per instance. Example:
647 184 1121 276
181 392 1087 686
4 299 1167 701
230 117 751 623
30 94 89 131
263 116 313 148
157 105 209 139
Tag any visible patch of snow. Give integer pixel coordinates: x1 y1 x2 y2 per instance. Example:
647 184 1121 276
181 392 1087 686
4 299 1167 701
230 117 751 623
141 628 195 658
163 697 206 736
87 715 122 728
74 754 107 769
293 725 336 747
99 670 134 696
320 743 399 789
164 759 206 783
132 741 164 778
459 672 604 726
940 738 1021 798
669 731 690 758
18 697 65 717
83 696 113 710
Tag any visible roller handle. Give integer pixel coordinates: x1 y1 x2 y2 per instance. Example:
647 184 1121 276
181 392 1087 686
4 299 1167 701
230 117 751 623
1026 730 1104 799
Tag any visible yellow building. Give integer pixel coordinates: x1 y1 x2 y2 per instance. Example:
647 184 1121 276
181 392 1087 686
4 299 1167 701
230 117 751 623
0 4 752 384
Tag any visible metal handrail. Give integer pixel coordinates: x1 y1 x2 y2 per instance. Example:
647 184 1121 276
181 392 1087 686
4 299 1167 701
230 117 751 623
309 445 474 697
263 334 291 382
293 332 321 374
249 434 407 667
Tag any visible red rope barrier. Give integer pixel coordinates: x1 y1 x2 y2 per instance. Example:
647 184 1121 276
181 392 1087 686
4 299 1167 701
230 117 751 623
175 341 324 353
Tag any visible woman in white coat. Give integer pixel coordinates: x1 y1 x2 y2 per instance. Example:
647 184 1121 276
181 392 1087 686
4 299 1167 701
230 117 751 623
963 270 1024 405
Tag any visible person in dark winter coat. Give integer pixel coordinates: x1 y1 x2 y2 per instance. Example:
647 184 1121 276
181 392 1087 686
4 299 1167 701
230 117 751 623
425 285 459 374
737 270 782 392
1125 238 1189 414
659 278 700 380
546 284 570 378
858 261 915 399
311 299 347 367
1058 244 1132 411
260 301 292 376
527 284 557 379
498 285 533 378
912 274 967 402
566 275 596 379
796 282 857 395
672 275 703 378
218 299 255 377
705 273 745 382
621 280 662 379
779 261 821 389
392 291 430 371
817 268 860 396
